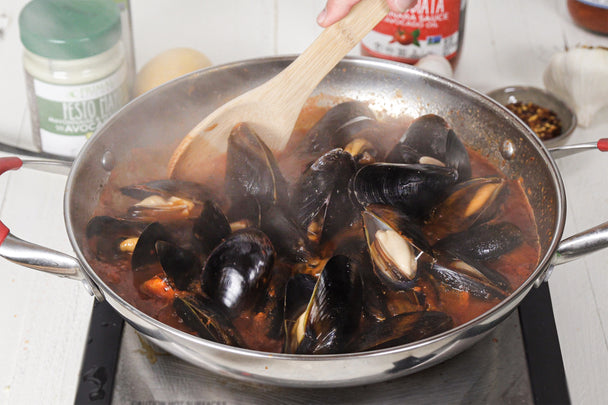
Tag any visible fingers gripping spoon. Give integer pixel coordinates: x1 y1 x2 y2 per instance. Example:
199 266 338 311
168 0 390 180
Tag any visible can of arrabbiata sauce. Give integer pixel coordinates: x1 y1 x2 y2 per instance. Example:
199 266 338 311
361 0 466 66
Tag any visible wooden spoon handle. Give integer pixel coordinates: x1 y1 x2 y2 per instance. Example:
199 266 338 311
267 0 390 108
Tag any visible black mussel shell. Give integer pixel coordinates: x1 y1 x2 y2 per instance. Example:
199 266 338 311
284 273 317 323
426 251 510 301
350 163 458 219
350 311 454 352
200 228 275 318
226 195 262 229
433 222 524 261
291 148 358 245
384 143 423 165
428 176 507 237
131 222 172 286
333 228 393 322
301 101 376 154
121 180 214 222
294 255 363 354
260 204 310 263
192 200 231 256
155 240 201 291
283 272 317 353
395 114 471 181
173 294 243 347
85 216 147 261
225 123 288 208
255 263 291 341
120 179 212 203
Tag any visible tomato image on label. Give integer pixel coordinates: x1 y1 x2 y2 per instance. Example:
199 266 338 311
390 28 420 46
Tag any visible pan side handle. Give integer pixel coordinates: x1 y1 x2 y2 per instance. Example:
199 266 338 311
552 221 608 266
0 157 103 300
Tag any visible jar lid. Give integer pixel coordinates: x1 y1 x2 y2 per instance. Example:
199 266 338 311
19 0 121 60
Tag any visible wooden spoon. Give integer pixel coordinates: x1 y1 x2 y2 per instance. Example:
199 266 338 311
168 0 390 180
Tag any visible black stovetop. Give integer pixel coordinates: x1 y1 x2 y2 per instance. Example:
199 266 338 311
74 283 570 405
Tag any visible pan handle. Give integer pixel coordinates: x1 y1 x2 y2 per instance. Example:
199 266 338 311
0 157 103 300
539 221 608 284
548 138 608 159
552 221 608 266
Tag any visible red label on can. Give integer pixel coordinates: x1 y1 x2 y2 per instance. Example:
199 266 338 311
361 0 462 64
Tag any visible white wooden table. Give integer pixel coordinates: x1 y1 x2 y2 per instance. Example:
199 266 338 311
1 1 607 403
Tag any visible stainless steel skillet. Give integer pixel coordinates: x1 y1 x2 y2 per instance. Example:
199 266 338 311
1 56 607 387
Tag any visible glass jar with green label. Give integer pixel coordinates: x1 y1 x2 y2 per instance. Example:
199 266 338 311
19 0 130 158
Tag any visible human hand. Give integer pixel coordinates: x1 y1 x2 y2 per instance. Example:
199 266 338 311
317 0 417 27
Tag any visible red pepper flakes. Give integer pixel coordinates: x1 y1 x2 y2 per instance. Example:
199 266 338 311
506 102 562 140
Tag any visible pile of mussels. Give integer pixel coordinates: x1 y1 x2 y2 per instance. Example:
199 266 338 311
86 101 529 354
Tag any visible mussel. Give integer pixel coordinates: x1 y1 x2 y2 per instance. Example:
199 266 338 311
362 205 434 289
285 255 363 354
350 311 454 352
386 114 471 181
120 179 212 221
200 228 275 319
155 240 201 291
426 250 510 301
192 200 231 257
225 123 289 208
173 294 244 347
85 216 147 261
260 204 310 263
131 222 172 287
427 176 507 238
291 148 358 245
301 101 378 154
433 221 524 261
350 163 458 220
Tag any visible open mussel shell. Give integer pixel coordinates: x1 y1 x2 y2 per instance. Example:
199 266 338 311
426 251 510 301
287 255 363 354
300 101 377 154
200 228 275 319
120 179 214 222
284 273 317 323
283 273 317 352
120 179 213 203
173 294 244 347
362 206 433 289
428 176 507 238
155 240 201 291
349 311 454 353
225 122 289 208
433 221 524 261
85 215 147 261
291 148 358 245
350 163 458 219
131 222 172 286
192 200 231 257
388 114 471 181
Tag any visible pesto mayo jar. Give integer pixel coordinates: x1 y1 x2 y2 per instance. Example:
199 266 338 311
19 0 129 158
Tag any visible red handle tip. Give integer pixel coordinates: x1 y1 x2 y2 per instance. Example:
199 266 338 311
597 139 608 152
0 157 23 175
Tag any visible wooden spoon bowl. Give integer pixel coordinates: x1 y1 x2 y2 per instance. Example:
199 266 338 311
168 0 390 180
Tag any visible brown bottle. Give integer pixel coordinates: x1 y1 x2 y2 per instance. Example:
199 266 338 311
567 0 608 35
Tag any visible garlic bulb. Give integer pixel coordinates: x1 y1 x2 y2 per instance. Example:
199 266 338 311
543 47 608 127
414 54 454 78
